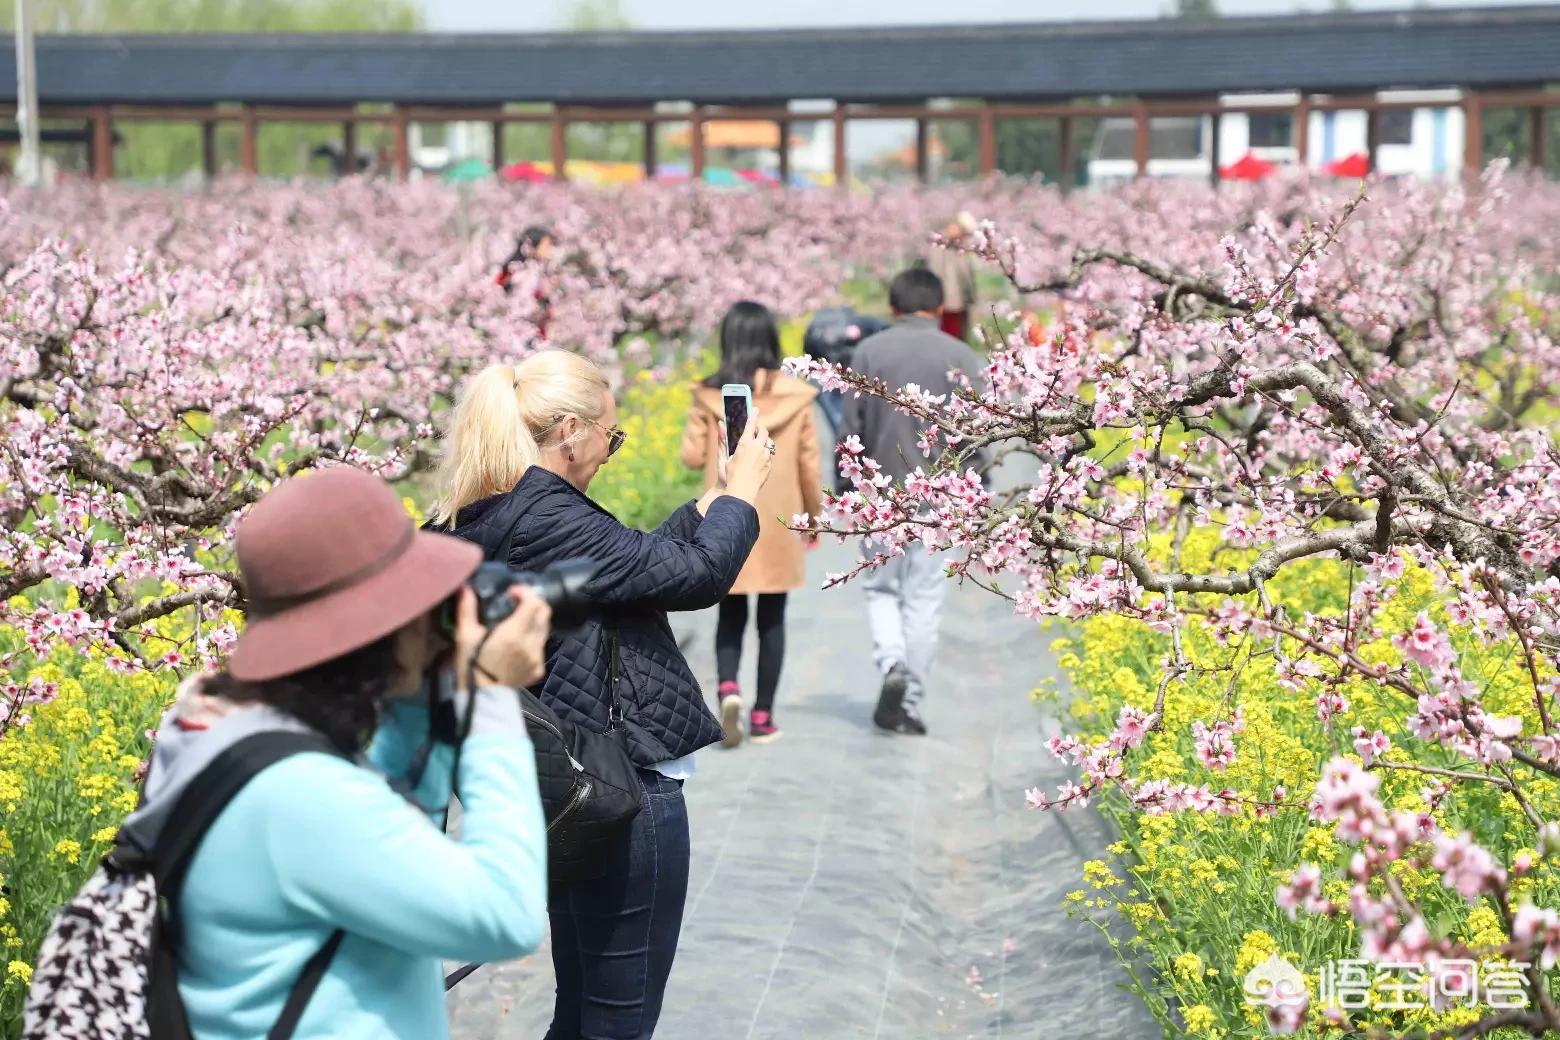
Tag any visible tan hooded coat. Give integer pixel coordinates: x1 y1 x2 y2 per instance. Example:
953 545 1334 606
680 370 822 594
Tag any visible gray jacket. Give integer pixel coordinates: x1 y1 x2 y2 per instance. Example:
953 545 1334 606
836 315 988 492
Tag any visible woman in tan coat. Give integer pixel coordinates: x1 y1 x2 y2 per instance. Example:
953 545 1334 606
681 301 823 746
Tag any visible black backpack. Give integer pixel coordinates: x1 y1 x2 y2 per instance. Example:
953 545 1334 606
23 731 346 1040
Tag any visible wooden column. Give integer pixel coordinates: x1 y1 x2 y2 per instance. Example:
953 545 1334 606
914 117 930 182
1531 106 1546 171
341 120 357 177
832 104 847 187
776 118 790 186
1364 107 1379 174
1133 102 1150 179
690 108 705 181
1464 92 1484 177
1294 97 1310 171
392 108 411 179
91 106 114 180
550 110 567 181
1058 115 1074 192
200 120 218 179
240 106 259 174
642 120 657 180
978 105 996 176
1209 110 1223 187
492 120 505 171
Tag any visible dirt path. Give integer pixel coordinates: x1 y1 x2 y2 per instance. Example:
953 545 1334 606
448 503 1157 1039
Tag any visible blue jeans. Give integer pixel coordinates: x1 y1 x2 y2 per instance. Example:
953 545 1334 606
544 771 690 1040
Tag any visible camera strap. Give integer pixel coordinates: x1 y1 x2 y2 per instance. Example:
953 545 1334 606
605 628 627 729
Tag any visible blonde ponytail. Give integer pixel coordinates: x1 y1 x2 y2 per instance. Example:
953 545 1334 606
432 351 610 526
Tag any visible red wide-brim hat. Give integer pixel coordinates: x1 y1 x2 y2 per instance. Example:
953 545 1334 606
227 468 480 682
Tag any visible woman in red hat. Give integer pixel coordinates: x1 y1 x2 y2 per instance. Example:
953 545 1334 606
118 467 554 1039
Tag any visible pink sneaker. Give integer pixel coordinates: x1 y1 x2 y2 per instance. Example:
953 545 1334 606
749 710 781 744
718 682 743 748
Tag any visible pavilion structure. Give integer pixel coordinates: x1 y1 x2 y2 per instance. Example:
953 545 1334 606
3 4 1557 184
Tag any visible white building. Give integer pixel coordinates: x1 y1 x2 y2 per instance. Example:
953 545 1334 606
1087 90 1467 187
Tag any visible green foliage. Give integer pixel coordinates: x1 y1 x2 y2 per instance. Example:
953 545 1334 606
1172 0 1220 19
558 0 631 32
5 0 420 32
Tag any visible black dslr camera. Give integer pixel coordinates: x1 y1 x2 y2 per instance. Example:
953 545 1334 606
459 558 597 631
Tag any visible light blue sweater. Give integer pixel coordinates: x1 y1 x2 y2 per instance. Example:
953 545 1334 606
136 686 547 1039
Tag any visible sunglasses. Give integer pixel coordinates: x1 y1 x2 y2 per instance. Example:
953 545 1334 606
585 417 628 458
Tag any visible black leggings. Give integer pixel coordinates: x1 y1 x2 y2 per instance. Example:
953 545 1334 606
715 593 787 713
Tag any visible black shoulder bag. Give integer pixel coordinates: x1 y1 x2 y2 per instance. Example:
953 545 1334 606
479 526 643 883
442 633 643 993
520 631 643 883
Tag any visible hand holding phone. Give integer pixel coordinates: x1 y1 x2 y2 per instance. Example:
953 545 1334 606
721 383 752 457
721 398 774 506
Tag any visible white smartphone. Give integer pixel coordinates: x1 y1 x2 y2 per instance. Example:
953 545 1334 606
721 383 752 457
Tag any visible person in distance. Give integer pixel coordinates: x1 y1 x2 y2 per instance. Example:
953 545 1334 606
681 300 824 746
838 267 988 738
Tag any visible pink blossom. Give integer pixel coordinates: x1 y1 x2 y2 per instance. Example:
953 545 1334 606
1275 863 1329 920
1393 612 1455 671
1192 719 1237 771
1351 727 1391 766
1430 831 1505 903
1514 903 1560 970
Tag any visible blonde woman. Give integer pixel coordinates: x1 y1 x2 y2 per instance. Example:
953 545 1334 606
432 349 773 1040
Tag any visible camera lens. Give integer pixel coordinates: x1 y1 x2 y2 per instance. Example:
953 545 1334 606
467 559 597 630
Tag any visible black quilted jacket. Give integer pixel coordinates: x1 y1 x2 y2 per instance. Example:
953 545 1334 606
449 466 760 766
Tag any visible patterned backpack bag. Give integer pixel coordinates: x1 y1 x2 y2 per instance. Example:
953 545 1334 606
23 731 345 1040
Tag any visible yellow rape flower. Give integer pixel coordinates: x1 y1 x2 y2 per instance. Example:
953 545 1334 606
1182 1004 1217 1033
7 960 32 985
1083 860 1121 889
52 839 82 865
1236 931 1278 976
79 773 119 800
1115 901 1162 928
1173 952 1205 979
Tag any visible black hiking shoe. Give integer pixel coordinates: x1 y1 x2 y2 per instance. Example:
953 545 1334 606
873 664 910 731
899 704 927 736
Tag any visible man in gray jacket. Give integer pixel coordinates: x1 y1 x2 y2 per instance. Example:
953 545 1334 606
836 267 987 736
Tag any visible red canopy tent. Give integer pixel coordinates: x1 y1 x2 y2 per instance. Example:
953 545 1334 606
500 161 551 183
1322 152 1370 177
1218 151 1279 180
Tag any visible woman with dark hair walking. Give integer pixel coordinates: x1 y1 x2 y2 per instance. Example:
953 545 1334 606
681 301 823 746
495 225 557 338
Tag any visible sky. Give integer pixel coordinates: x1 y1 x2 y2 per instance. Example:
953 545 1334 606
422 0 1552 31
